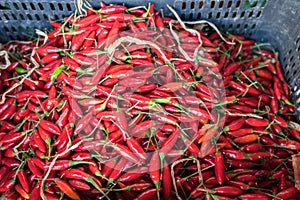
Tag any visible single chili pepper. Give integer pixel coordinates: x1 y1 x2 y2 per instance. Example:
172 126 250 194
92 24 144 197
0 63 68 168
100 5 127 14
15 184 29 199
239 193 269 200
245 118 269 127
135 188 158 200
41 53 60 64
275 187 298 199
44 160 91 171
16 170 30 193
104 20 120 49
233 134 258 144
223 117 246 132
61 168 103 193
115 143 141 164
160 128 179 154
214 186 243 196
0 103 16 121
215 147 225 185
55 178 80 200
119 166 148 182
126 137 147 160
149 150 161 196
69 179 91 191
0 131 25 144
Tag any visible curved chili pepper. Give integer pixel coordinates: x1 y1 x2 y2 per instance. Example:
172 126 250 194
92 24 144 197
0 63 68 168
55 178 80 200
119 166 148 182
17 170 30 193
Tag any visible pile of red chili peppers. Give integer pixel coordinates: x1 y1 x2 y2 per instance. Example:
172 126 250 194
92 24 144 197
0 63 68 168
1 2 300 200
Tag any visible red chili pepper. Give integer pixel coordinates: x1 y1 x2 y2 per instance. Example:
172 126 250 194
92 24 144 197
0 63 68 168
100 5 127 14
160 128 179 154
126 137 147 160
239 193 269 200
245 118 269 127
135 188 158 200
105 20 120 49
215 148 225 185
41 53 60 64
275 187 298 199
76 14 101 28
119 166 148 182
17 170 30 193
214 186 243 196
0 171 16 192
69 179 91 191
233 134 258 144
149 150 161 196
15 183 30 199
223 117 246 132
29 181 41 200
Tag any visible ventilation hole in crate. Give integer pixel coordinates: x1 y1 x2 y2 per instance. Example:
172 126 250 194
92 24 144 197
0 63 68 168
182 2 186 9
221 24 225 29
283 57 287 62
199 1 204 9
38 3 44 10
13 2 19 10
251 24 256 29
244 24 249 29
248 11 254 17
35 14 41 20
227 0 233 8
232 11 237 18
0 16 2 20
58 3 63 11
256 10 262 18
50 3 55 10
236 0 241 8
181 13 186 20
3 26 9 32
27 14 33 20
249 32 253 37
16 35 21 40
224 12 229 18
290 56 294 62
216 12 221 19
11 13 17 20
54 14 59 20
29 2 35 10
208 12 212 19
297 46 300 52
18 26 24 32
43 14 48 20
210 1 215 8
21 2 27 10
228 24 233 31
19 14 25 20
66 3 72 11
288 49 292 54
219 1 224 8
188 13 193 19
62 15 66 18
197 13 201 19
3 13 9 20
240 11 245 18
296 37 300 44
191 1 195 9
236 24 241 28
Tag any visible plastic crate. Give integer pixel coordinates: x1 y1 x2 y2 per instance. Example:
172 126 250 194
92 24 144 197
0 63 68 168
0 0 300 118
